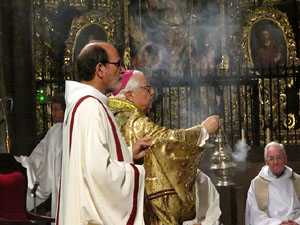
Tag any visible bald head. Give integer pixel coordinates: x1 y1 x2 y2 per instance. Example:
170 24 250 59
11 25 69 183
77 42 109 81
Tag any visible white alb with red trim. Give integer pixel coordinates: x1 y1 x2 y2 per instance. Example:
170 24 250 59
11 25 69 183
56 81 145 225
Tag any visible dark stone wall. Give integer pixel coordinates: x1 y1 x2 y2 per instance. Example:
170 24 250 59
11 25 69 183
0 0 37 155
0 0 14 153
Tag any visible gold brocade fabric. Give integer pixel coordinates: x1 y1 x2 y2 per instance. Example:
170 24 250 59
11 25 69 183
109 98 205 225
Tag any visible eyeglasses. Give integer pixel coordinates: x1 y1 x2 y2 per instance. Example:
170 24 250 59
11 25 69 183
103 60 125 68
139 85 152 94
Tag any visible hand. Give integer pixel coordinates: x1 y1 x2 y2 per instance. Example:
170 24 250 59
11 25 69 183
132 136 151 164
201 115 219 134
45 211 51 217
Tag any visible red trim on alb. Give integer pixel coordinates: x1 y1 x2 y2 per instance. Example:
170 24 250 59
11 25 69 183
55 154 63 225
69 96 90 154
69 95 124 161
127 164 140 225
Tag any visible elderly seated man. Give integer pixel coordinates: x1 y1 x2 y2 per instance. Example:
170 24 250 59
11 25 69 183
246 142 300 225
108 70 221 225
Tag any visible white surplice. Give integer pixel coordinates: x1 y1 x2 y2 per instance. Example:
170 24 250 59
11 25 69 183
15 122 62 219
245 165 300 225
56 81 145 225
183 170 221 225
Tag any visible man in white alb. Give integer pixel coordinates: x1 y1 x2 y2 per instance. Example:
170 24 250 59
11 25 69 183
56 42 150 225
15 95 65 219
245 142 300 225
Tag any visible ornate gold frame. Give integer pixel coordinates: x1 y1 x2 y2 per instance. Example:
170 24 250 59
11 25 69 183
241 7 297 67
64 10 123 79
241 7 299 131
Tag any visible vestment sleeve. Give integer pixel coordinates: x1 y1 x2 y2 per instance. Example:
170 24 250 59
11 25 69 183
245 180 282 225
14 125 60 210
128 115 203 146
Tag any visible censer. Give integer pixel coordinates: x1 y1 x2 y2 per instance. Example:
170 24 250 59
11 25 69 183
210 123 236 186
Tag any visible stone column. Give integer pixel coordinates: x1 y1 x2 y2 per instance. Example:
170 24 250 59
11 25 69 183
12 0 37 155
0 0 14 153
0 0 37 155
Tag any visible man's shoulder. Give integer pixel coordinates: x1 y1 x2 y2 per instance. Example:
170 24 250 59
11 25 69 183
46 123 63 136
292 172 300 182
74 97 108 114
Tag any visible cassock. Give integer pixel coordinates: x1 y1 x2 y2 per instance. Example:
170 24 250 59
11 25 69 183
108 97 220 225
245 165 300 225
15 122 62 219
56 81 145 225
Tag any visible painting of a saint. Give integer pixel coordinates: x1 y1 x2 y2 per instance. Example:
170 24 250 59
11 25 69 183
250 19 287 74
72 24 107 65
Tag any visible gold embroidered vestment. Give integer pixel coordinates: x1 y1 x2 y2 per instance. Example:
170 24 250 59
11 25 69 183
108 98 205 225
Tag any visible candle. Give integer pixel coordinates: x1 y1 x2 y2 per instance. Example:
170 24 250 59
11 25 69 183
241 129 245 140
266 128 270 143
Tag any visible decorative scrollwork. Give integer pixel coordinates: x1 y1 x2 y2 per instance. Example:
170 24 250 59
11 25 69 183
241 6 298 67
284 113 296 130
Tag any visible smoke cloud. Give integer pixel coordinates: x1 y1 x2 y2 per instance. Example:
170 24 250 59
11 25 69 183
232 139 250 162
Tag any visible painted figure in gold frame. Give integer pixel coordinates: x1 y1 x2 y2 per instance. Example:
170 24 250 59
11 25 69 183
72 24 107 73
250 19 287 74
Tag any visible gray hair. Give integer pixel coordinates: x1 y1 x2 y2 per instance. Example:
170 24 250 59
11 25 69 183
264 141 286 159
114 70 142 100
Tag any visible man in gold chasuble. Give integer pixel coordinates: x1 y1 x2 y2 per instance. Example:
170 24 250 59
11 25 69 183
108 70 221 225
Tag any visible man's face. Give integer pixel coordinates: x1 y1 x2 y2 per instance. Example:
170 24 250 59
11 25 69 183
130 73 154 114
265 145 287 175
52 103 64 123
261 30 270 43
101 45 125 93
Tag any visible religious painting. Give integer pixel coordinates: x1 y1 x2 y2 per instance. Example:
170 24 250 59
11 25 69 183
241 7 299 130
72 24 107 67
241 7 297 72
64 11 124 79
249 19 287 74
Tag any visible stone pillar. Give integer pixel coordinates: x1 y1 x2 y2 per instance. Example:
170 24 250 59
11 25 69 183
0 0 37 155
12 0 37 155
0 0 14 153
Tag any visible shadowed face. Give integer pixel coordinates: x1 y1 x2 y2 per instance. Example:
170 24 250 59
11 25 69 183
261 30 270 43
265 145 287 175
52 103 64 123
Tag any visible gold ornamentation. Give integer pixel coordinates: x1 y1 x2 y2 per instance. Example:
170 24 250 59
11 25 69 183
283 113 296 130
123 0 131 68
217 0 229 72
128 16 147 47
109 97 205 224
123 47 131 70
241 6 298 67
241 7 298 131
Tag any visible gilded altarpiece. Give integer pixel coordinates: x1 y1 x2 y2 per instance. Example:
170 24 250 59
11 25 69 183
33 0 126 138
240 6 299 144
127 1 300 146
